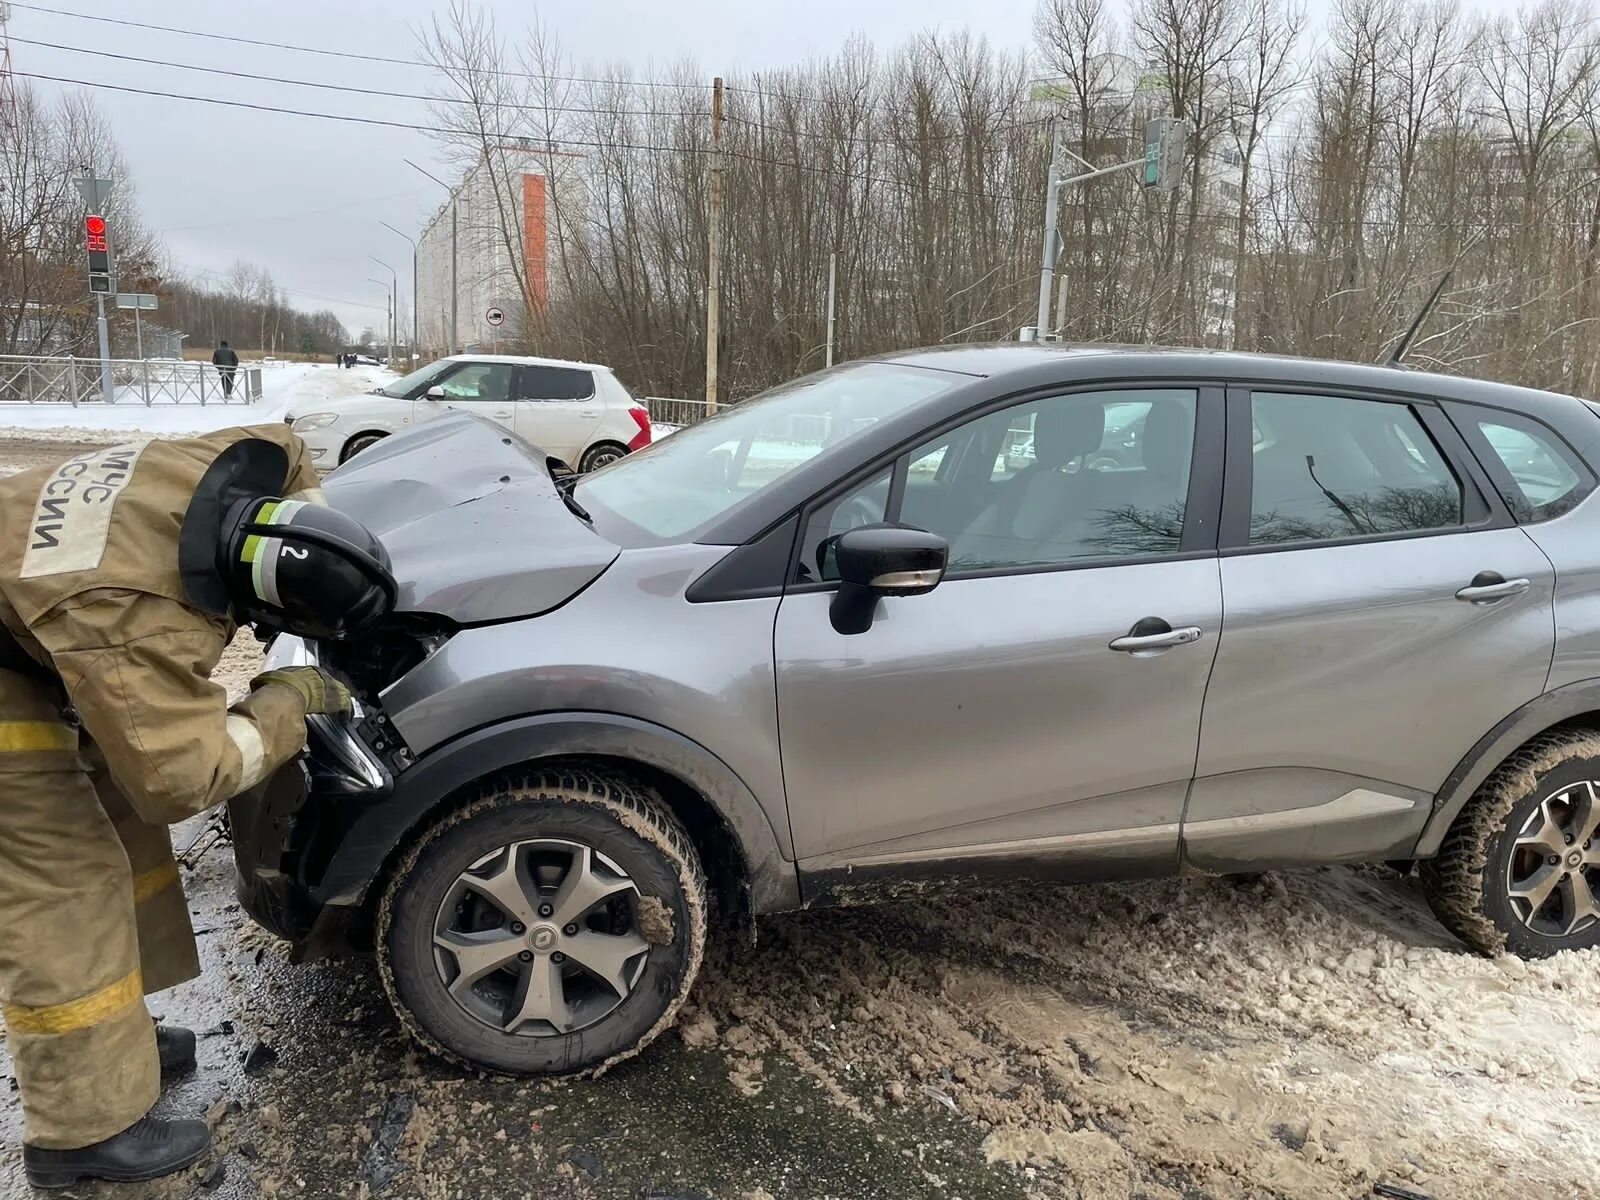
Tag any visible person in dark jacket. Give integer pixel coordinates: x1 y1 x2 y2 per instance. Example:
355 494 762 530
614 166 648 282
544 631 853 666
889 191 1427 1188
210 343 239 398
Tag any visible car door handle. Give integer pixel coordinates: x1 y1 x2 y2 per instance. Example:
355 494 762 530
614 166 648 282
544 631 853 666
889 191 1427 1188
491 410 514 419
579 411 600 419
1109 623 1203 653
1455 572 1531 604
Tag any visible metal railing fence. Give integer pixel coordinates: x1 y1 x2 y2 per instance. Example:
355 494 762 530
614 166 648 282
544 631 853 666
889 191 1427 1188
643 396 711 428
0 356 262 407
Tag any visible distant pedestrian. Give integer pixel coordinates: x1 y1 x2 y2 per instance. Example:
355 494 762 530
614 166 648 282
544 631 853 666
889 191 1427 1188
211 341 239 398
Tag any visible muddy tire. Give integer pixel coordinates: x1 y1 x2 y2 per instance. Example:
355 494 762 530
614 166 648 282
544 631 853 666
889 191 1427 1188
578 441 628 473
377 769 706 1075
1421 729 1600 958
340 432 387 463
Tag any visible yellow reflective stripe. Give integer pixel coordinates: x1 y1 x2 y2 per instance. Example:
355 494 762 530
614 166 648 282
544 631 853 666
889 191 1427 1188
0 721 76 753
131 862 180 905
3 969 142 1036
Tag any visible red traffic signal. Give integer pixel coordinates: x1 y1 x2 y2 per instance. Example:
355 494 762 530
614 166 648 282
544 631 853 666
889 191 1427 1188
85 214 108 253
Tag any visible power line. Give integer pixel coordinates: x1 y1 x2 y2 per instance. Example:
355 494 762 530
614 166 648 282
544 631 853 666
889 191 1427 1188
4 1 708 91
5 35 711 122
5 1 959 119
10 69 1048 208
7 69 699 152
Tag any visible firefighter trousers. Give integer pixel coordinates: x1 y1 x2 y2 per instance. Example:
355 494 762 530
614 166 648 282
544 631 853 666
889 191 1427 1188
0 668 202 1149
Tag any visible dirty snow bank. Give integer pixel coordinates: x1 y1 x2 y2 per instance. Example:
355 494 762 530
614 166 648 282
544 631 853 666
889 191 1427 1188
683 867 1600 1198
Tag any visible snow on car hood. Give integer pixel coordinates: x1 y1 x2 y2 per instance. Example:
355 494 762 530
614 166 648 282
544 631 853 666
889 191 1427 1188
321 411 619 624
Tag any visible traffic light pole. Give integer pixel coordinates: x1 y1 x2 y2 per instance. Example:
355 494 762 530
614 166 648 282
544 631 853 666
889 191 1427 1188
1035 118 1063 340
1034 116 1185 341
1037 150 1147 340
94 292 112 403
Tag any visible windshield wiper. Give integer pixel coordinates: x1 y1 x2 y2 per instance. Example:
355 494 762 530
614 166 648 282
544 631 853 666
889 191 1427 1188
554 473 592 522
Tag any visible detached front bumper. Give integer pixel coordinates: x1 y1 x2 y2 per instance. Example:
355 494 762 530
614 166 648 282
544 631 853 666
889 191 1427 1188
228 638 399 957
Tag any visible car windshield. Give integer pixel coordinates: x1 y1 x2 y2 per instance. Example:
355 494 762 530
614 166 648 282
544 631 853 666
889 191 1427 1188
575 362 961 543
378 359 455 398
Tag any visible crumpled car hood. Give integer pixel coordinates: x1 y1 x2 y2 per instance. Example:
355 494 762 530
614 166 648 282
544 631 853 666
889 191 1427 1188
321 412 619 624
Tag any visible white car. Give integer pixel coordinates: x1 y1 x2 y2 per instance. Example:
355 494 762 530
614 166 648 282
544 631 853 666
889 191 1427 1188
288 354 652 472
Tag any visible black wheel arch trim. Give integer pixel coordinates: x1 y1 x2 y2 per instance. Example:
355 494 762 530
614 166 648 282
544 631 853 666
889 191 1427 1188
309 711 800 918
1415 677 1600 857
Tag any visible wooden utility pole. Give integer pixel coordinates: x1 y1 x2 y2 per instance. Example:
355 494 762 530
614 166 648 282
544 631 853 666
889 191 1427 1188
705 76 724 414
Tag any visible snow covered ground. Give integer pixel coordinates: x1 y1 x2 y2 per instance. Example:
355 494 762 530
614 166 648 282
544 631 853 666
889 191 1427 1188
687 866 1600 1199
0 362 392 441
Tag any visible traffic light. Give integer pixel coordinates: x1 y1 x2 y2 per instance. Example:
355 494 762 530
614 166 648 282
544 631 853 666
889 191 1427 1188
84 213 113 293
1143 119 1188 192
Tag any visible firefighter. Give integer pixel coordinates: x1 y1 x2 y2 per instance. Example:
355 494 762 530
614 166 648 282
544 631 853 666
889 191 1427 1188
0 425 395 1188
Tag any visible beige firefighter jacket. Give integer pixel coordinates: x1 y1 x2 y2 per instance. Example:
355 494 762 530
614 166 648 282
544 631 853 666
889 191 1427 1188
0 424 325 825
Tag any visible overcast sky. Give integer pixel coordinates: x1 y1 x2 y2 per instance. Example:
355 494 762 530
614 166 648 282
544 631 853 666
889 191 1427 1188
6 0 1494 340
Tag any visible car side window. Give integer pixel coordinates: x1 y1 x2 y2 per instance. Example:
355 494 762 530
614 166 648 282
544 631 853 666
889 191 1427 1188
897 389 1197 574
796 470 892 582
1248 392 1464 545
1472 411 1590 521
522 365 596 401
436 363 516 403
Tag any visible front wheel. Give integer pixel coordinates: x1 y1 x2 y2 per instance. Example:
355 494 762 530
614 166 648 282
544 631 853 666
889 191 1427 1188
1421 729 1600 958
341 432 388 463
377 770 707 1075
578 442 628 473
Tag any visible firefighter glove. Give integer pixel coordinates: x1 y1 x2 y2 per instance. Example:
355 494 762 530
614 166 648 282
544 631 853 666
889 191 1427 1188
251 667 353 717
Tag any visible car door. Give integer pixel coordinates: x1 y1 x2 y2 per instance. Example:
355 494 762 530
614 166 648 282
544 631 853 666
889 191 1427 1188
514 365 601 464
421 361 519 434
775 385 1225 885
1183 385 1557 872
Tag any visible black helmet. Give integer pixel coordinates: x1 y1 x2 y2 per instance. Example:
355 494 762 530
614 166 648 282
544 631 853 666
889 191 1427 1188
220 496 396 639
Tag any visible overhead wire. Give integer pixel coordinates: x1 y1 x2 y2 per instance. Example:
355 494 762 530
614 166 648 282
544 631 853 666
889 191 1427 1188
4 35 711 122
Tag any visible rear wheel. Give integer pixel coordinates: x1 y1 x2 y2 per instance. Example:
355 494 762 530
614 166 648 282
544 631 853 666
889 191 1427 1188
377 769 706 1075
1421 730 1600 958
341 432 387 463
578 441 628 473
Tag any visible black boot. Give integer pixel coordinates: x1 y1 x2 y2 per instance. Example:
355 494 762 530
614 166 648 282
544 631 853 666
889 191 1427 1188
23 1116 211 1189
156 1024 197 1078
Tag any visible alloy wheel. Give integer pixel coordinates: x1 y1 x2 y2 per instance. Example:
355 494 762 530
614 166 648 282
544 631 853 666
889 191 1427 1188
1505 780 1600 938
432 838 649 1036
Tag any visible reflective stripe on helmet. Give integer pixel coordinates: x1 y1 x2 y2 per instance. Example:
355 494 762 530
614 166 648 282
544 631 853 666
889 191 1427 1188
244 499 308 609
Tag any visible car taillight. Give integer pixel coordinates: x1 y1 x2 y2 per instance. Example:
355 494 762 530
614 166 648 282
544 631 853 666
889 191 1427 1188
627 406 652 450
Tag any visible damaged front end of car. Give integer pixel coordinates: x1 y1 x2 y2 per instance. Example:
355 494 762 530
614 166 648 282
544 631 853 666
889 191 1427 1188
227 412 622 959
227 624 440 957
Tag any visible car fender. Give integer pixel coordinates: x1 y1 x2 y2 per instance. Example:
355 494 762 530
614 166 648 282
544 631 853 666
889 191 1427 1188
1413 677 1600 856
311 711 800 916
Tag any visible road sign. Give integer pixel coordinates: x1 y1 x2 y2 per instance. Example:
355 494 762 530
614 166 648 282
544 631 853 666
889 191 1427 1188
115 293 159 310
485 306 506 327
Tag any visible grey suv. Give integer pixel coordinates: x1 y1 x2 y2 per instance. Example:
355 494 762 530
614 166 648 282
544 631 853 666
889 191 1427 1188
231 345 1600 1076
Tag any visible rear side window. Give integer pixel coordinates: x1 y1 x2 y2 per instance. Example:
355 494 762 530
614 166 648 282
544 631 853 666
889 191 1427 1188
1249 392 1464 545
522 365 595 400
1472 412 1591 521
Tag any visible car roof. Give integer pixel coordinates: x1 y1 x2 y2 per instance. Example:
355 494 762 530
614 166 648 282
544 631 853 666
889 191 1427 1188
691 341 1600 546
872 342 1585 415
443 353 610 373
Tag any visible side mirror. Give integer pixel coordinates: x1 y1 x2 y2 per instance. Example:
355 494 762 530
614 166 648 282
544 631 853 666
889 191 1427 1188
829 524 948 635
425 385 446 400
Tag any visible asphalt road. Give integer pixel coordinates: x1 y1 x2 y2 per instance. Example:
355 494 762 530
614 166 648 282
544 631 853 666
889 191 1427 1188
0 827 1028 1200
